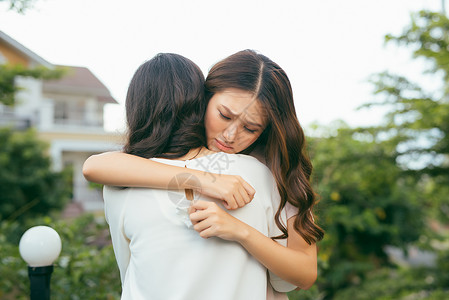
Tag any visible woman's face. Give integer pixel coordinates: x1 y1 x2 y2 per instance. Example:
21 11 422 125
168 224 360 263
204 88 268 154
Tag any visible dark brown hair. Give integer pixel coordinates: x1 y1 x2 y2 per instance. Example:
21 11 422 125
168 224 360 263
205 50 324 244
123 53 206 159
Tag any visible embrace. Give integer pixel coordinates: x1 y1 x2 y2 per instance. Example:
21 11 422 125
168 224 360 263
83 50 324 300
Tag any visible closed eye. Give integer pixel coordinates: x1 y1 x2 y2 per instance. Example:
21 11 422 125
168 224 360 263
244 127 256 133
219 111 231 120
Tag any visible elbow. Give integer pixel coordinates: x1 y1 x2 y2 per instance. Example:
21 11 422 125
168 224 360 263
269 266 317 292
298 268 317 290
82 156 97 181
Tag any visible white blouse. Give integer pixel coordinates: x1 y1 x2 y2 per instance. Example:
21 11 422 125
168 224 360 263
104 152 295 300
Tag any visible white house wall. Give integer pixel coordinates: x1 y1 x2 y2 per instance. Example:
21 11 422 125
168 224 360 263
14 76 43 123
49 139 122 171
42 92 104 130
62 151 103 211
50 140 122 211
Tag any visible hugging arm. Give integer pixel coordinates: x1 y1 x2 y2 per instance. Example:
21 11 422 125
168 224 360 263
189 201 317 290
83 152 255 209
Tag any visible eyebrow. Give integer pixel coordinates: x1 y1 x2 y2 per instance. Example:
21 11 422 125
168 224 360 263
221 105 264 128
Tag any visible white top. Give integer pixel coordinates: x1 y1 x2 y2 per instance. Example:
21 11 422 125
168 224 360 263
104 152 295 300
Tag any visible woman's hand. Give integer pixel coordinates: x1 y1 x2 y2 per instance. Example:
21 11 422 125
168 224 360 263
198 174 255 210
190 201 318 289
189 200 248 241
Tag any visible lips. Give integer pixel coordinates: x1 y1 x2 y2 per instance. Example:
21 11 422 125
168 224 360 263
215 139 233 152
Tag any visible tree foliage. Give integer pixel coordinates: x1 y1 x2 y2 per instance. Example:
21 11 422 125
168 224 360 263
0 65 65 106
0 127 71 222
386 11 449 85
364 11 449 179
302 9 449 299
308 122 425 298
361 10 449 226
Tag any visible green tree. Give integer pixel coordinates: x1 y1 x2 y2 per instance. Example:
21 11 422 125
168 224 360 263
307 122 424 299
364 11 449 224
0 127 71 222
307 10 449 299
0 65 64 106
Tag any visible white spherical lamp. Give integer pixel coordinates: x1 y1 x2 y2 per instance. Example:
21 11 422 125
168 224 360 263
19 226 62 267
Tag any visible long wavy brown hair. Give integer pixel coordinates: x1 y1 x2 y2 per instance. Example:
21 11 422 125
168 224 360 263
205 50 324 244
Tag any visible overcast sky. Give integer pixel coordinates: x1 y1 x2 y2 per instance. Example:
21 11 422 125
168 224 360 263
0 0 444 132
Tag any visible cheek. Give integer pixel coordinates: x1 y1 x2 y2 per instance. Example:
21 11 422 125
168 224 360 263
234 132 262 152
204 108 221 139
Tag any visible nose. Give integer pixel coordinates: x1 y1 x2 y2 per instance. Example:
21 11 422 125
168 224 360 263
222 121 238 143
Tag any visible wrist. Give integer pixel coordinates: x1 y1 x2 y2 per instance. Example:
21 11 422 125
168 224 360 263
235 223 251 243
179 169 203 191
196 170 213 192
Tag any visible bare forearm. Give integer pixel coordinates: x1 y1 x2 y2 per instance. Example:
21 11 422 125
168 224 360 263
190 201 317 288
83 152 254 208
237 224 317 289
83 152 204 189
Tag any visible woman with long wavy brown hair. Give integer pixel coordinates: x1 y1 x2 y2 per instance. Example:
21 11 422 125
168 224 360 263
84 49 324 299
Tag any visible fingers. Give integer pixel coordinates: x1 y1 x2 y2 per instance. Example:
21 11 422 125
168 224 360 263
233 192 246 209
226 176 254 208
229 180 252 208
198 227 214 239
190 200 221 222
222 192 238 210
189 206 214 238
239 177 255 200
225 176 252 209
238 185 251 205
200 174 254 210
188 204 197 215
192 217 212 233
188 201 238 241
190 200 213 210
223 201 231 210
189 208 210 224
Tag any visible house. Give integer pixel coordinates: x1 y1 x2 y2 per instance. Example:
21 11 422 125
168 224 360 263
0 30 123 212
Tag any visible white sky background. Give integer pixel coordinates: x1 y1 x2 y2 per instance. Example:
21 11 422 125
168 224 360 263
0 0 444 132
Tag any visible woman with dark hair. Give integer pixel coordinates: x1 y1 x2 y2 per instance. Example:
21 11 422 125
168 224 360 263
103 52 291 300
84 50 324 299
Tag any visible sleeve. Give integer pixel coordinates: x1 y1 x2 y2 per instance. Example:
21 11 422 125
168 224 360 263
103 186 131 285
285 201 298 220
266 176 298 293
266 175 284 238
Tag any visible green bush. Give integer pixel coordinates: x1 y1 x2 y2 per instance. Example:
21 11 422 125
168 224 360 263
2 213 447 300
332 266 449 300
0 127 71 223
287 286 323 300
0 214 120 300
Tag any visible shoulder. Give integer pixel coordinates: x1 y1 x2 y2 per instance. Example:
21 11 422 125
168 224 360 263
231 153 271 173
191 152 270 174
192 152 275 186
103 185 125 198
103 186 129 225
103 185 131 201
229 154 276 188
